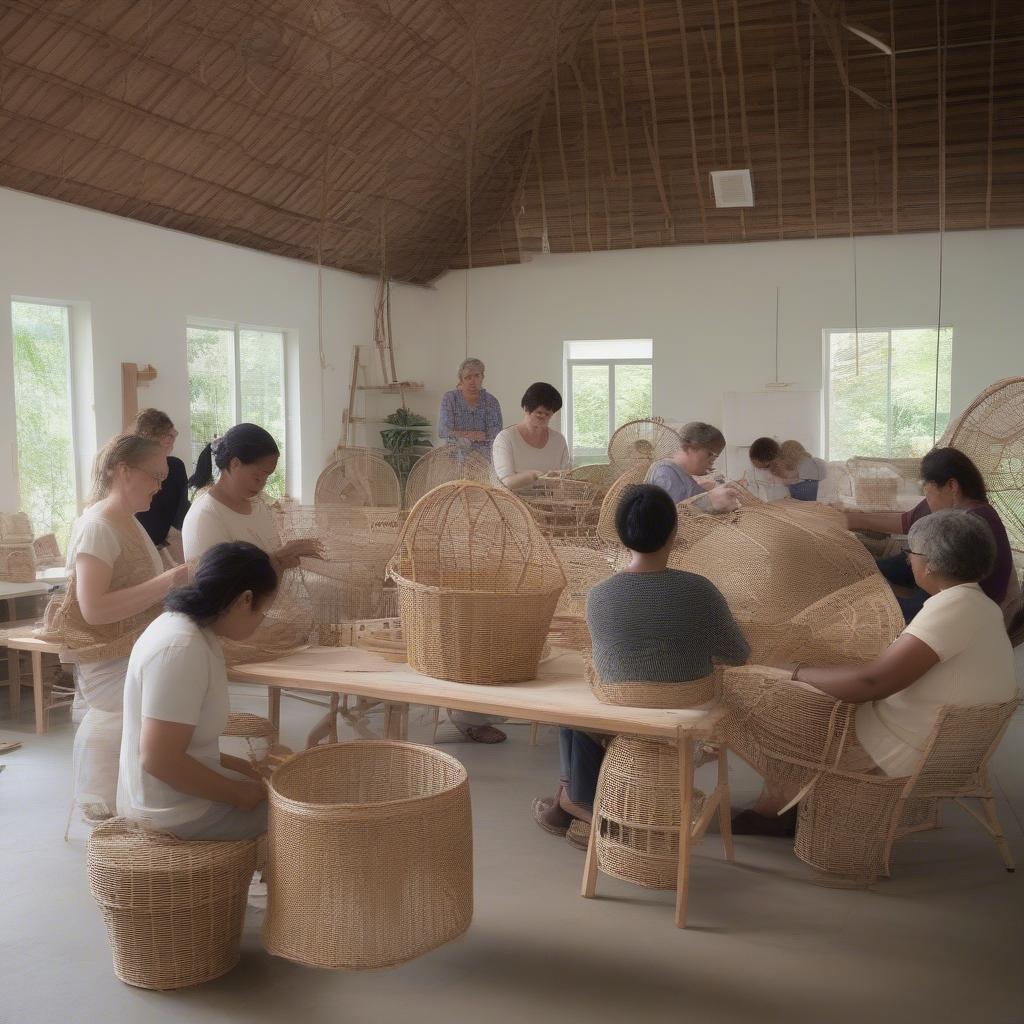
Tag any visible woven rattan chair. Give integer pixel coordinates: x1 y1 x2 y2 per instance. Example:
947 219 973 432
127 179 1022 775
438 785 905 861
794 698 1020 885
263 740 472 969
388 481 565 683
87 818 258 990
939 378 1024 551
607 418 680 472
314 447 402 510
403 445 499 509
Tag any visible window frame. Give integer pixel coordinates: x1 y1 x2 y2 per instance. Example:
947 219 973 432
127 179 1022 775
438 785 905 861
822 325 953 461
566 356 655 459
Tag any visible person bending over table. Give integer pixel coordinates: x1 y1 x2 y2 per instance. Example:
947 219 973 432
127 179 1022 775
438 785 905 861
844 447 1013 624
132 408 190 563
437 357 503 457
118 542 277 840
748 437 828 501
182 422 321 570
491 382 571 492
730 509 1017 837
533 484 749 847
646 422 742 513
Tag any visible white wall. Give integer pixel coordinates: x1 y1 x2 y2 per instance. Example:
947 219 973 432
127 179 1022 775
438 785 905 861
0 186 438 512
431 229 1024 451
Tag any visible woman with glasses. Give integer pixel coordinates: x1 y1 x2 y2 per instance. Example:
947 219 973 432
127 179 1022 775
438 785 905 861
730 509 1017 836
844 447 1013 623
58 434 189 820
645 421 742 513
491 382 571 492
132 408 190 563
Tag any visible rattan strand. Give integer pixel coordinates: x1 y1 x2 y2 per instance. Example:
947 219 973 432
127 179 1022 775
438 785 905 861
388 482 565 683
87 818 257 990
593 735 705 890
264 741 472 970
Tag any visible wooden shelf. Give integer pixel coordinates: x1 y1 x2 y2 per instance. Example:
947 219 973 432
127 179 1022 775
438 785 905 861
357 382 424 394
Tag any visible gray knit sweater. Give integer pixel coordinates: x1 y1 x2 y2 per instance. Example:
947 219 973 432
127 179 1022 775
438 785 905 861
586 569 749 683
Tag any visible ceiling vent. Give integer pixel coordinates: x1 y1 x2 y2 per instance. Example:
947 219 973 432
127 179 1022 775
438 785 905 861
710 169 754 208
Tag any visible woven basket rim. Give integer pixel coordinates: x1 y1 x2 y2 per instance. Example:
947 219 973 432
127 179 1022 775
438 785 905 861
269 740 468 809
387 566 564 598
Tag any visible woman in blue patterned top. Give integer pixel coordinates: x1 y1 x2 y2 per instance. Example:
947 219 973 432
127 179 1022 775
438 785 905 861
437 358 503 458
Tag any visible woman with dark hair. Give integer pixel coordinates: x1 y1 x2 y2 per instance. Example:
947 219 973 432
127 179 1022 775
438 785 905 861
533 485 749 846
117 542 278 840
491 382 571 491
132 408 190 560
845 447 1013 622
182 423 319 569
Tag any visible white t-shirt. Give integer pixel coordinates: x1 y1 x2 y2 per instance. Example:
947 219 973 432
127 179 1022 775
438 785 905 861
67 509 164 703
856 583 1018 777
182 491 279 562
117 611 231 830
492 425 571 483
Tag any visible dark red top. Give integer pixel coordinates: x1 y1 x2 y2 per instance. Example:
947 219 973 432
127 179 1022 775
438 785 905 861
902 499 1012 604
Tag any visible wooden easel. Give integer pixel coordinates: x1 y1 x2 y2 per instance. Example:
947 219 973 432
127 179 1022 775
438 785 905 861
121 362 157 430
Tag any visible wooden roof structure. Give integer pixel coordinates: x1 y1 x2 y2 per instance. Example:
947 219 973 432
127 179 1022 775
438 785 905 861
1 1 1021 284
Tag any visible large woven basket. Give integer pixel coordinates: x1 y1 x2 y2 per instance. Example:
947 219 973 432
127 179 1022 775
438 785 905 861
388 482 565 683
87 818 257 990
264 741 473 970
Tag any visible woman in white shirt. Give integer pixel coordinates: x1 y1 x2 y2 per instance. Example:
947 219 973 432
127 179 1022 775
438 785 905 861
182 423 318 567
728 509 1017 837
118 541 278 840
491 382 571 492
60 435 189 819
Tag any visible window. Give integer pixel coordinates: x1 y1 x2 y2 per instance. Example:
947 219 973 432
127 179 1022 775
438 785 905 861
826 328 953 461
186 324 287 498
565 340 653 463
11 300 78 550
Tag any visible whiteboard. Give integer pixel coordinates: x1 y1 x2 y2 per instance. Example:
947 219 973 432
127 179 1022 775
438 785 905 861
721 390 823 480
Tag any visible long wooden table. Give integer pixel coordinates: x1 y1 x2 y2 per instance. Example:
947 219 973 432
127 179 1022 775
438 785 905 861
231 646 734 927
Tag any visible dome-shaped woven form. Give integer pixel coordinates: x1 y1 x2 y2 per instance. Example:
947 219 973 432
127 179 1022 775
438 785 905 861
596 461 651 547
566 462 617 487
607 418 681 471
87 818 257 990
218 566 313 666
403 445 499 509
670 497 903 664
388 482 565 682
939 377 1024 551
264 741 472 970
314 447 401 509
593 736 705 889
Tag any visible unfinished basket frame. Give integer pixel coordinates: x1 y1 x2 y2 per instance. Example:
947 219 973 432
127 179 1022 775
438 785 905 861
403 445 499 509
314 447 402 510
607 418 681 472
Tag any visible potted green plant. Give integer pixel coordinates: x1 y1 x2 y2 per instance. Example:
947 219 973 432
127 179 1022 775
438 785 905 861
380 407 433 495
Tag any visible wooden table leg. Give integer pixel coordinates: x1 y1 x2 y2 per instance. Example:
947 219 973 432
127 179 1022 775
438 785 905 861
717 743 735 862
268 686 281 730
674 737 695 928
581 806 600 898
32 651 46 735
8 649 21 718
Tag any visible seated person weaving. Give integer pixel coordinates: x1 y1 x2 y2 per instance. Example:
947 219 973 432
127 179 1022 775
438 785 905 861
730 509 1017 837
117 542 278 841
645 421 741 513
748 437 828 502
491 382 571 492
533 485 749 845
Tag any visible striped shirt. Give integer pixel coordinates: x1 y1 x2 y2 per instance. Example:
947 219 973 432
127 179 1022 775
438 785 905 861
437 389 503 455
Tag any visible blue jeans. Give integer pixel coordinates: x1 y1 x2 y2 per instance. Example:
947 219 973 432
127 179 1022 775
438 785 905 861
787 479 819 501
876 554 925 623
558 728 605 812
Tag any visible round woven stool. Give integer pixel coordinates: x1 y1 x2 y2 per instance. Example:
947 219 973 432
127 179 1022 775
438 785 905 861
87 818 258 990
593 735 706 889
583 651 717 709
264 740 473 969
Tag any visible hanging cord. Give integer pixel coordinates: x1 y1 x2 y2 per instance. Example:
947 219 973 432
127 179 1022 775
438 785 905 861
463 14 478 360
932 0 947 445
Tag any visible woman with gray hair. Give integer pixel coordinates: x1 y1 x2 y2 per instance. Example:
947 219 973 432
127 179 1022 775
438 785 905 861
731 508 1018 836
437 357 503 457
645 421 741 512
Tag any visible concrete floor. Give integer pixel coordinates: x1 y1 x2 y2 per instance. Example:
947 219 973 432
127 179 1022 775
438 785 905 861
2 665 1023 1024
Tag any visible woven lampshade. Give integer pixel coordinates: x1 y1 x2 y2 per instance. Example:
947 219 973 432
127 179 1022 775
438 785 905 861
403 446 499 509
314 447 401 510
388 481 565 683
607 418 680 472
263 741 473 970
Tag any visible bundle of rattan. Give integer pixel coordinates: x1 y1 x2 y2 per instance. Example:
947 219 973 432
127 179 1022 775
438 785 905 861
403 446 499 509
388 481 565 683
220 567 313 667
314 447 402 511
593 736 705 889
87 818 257 990
263 741 472 969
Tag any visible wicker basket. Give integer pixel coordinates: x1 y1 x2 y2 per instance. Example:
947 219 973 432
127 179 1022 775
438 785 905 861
264 741 473 969
583 650 718 708
87 818 257 990
388 482 565 683
593 736 705 889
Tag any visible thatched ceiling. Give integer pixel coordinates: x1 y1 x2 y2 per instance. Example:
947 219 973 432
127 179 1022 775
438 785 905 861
1 1 1022 284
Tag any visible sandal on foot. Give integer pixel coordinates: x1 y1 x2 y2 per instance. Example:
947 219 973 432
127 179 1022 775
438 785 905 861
462 724 507 744
533 796 572 837
566 818 591 850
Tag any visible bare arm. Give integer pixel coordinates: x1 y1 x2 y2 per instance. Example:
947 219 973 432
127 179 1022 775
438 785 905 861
76 554 187 627
501 470 543 491
844 510 905 535
794 634 939 703
140 718 265 809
